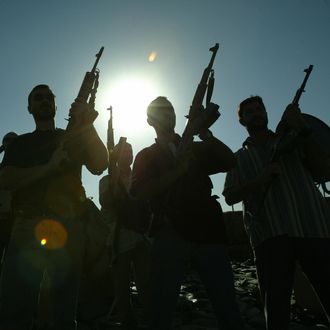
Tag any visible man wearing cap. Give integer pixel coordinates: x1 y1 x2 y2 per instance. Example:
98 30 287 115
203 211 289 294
131 96 245 330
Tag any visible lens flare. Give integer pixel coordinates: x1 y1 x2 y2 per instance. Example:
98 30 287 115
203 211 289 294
35 219 68 249
148 51 157 62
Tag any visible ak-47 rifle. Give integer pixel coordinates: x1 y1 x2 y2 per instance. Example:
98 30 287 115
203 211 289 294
160 44 221 224
272 65 314 161
66 46 104 131
107 105 115 173
179 43 220 153
105 106 130 265
252 65 315 219
292 65 314 106
106 106 127 190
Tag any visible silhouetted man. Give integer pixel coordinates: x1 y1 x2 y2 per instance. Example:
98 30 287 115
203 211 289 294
99 140 151 329
131 96 246 330
0 84 108 330
223 96 330 330
0 131 18 269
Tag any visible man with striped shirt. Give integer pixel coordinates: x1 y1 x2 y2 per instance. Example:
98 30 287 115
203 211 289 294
223 96 330 330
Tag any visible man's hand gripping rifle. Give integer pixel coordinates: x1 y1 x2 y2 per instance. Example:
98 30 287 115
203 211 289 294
63 47 104 162
271 64 313 161
66 46 104 132
253 65 314 219
179 43 220 155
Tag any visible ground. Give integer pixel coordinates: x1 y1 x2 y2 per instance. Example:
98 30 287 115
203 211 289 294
77 259 330 330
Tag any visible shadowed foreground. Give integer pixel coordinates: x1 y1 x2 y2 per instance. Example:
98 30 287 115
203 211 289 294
75 259 330 330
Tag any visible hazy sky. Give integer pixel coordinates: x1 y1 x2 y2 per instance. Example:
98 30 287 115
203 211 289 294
0 0 329 211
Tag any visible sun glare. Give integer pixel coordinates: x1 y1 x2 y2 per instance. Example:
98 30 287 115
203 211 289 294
99 77 158 138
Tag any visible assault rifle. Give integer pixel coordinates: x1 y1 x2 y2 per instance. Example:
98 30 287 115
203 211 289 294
292 65 314 106
179 43 220 153
105 106 135 265
272 65 314 161
66 47 104 131
107 105 115 173
106 105 128 194
252 65 315 219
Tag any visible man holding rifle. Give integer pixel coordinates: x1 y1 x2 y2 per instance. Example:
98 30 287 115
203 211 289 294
99 139 151 329
131 96 245 330
0 84 108 330
223 95 330 330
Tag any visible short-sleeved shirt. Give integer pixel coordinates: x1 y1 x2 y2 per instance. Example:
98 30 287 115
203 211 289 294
224 131 330 248
1 129 86 216
131 135 227 244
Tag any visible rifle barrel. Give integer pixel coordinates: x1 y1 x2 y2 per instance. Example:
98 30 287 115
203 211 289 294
91 46 104 73
292 64 313 105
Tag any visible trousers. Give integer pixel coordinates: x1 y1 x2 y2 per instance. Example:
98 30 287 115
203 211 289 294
0 215 84 330
149 224 245 330
254 236 330 330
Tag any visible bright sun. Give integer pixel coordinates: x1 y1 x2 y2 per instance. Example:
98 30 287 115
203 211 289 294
98 76 159 138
